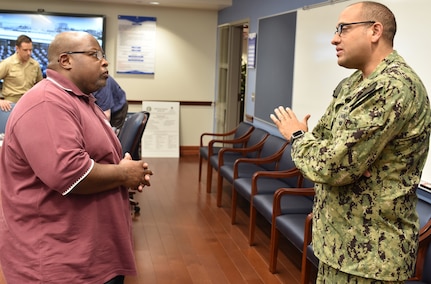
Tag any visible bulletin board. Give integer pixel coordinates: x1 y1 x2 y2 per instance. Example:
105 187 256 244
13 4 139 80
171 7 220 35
254 11 297 125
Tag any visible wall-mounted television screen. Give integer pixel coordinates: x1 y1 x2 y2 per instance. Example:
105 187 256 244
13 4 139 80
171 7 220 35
0 10 106 77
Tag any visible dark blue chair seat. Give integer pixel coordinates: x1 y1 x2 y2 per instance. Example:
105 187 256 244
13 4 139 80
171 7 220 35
207 127 268 194
235 176 293 200
231 144 314 245
209 128 270 205
268 185 315 282
232 143 314 245
233 144 299 198
254 193 313 223
217 134 288 208
250 179 314 246
275 214 309 252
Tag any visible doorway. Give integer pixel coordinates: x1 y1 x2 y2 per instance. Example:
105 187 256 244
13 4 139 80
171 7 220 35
214 22 249 134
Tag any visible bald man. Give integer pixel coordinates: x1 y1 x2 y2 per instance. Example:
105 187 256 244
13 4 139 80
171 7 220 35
0 31 152 284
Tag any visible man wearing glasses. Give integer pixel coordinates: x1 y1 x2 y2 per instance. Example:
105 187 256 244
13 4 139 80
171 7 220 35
0 31 152 284
271 1 431 283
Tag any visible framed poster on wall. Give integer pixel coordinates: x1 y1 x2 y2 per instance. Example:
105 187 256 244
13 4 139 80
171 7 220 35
116 15 156 75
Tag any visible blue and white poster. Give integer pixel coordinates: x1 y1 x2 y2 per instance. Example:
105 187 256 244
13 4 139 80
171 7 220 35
247 33 257 69
116 15 156 75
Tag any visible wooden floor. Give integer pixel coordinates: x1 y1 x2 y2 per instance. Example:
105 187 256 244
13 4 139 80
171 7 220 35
0 156 315 283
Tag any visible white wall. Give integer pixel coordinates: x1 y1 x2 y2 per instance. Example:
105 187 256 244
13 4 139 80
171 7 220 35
1 0 217 147
293 0 431 182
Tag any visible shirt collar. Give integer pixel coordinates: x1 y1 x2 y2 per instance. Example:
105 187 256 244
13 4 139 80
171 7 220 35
46 69 94 102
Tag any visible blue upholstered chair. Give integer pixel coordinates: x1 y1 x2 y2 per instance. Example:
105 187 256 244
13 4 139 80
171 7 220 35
0 103 15 133
227 135 289 225
289 187 431 284
210 128 269 206
232 143 313 245
199 121 254 187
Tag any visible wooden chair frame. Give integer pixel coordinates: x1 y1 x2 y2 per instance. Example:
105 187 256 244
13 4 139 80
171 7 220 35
199 123 254 189
269 186 315 282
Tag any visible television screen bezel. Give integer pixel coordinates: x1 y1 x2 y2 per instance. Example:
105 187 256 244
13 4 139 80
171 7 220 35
0 9 106 77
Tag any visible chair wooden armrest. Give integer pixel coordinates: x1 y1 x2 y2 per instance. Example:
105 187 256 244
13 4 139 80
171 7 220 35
200 128 239 147
200 123 254 147
408 218 431 281
207 134 250 155
218 134 269 165
272 187 315 219
269 185 315 275
233 144 288 179
251 168 302 196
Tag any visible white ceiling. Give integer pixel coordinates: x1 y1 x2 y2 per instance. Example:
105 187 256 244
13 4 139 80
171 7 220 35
64 0 232 10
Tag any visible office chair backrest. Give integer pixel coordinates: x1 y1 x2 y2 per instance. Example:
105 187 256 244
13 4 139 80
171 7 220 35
0 103 15 133
117 111 150 160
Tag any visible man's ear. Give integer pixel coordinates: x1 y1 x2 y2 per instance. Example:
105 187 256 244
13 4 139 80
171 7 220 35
370 22 383 42
57 54 72 70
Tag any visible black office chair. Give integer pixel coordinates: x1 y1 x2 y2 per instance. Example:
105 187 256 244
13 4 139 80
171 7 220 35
118 111 150 160
117 111 150 213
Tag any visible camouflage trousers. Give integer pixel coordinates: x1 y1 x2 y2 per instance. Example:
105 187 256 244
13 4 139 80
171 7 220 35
316 262 405 284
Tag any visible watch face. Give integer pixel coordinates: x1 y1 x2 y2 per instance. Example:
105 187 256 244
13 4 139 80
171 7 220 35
293 130 304 137
291 130 305 142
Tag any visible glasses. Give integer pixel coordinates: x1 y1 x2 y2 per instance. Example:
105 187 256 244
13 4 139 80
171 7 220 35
63 50 106 60
335 21 376 36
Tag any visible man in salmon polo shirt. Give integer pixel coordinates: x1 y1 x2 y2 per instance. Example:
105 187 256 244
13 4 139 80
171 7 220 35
0 31 153 284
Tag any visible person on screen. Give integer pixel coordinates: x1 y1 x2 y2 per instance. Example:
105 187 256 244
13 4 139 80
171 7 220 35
94 75 128 133
0 31 153 284
0 34 43 111
270 1 431 282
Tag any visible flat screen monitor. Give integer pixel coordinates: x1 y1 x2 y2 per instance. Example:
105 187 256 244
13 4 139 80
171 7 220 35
0 10 106 77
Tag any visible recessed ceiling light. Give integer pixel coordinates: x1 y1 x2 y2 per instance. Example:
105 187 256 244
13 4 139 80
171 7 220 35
149 1 160 4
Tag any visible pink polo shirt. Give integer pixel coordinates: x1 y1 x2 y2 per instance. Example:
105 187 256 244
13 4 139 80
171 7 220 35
0 70 136 283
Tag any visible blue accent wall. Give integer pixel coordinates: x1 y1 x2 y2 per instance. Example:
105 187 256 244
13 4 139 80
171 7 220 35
217 0 329 133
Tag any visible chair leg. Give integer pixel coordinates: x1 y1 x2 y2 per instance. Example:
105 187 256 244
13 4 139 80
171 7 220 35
301 213 314 284
206 160 213 193
248 206 257 246
198 154 203 181
269 225 280 273
231 186 238 224
216 173 224 207
301 258 311 284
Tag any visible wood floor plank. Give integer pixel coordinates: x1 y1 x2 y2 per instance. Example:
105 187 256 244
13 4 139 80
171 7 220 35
0 156 311 284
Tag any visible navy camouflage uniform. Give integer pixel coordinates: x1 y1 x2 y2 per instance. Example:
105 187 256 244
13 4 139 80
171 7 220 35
292 51 431 281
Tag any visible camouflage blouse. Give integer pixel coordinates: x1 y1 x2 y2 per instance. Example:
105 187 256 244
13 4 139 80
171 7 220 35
292 51 431 280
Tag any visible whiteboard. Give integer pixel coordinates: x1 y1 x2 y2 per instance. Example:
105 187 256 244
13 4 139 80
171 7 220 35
292 0 431 182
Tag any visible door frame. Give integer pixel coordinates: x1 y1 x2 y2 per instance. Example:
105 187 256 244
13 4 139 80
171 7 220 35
215 20 249 133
